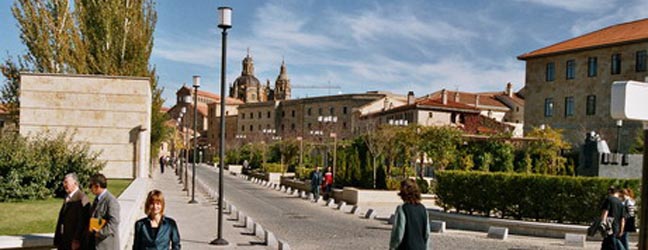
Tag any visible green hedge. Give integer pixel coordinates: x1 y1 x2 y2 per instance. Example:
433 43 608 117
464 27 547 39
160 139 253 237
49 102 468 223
0 132 105 201
435 170 640 224
262 163 284 173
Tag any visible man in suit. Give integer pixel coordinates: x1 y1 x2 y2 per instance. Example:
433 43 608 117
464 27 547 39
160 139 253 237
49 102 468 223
88 173 120 250
54 173 90 250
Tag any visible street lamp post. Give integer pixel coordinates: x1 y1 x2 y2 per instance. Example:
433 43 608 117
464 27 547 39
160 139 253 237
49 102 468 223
189 76 200 204
176 115 183 177
262 129 276 164
183 98 191 192
318 115 337 185
616 120 623 153
211 6 232 246
310 130 324 165
297 136 303 166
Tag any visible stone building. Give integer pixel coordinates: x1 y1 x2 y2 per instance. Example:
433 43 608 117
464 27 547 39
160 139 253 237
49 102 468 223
518 18 648 151
229 52 291 103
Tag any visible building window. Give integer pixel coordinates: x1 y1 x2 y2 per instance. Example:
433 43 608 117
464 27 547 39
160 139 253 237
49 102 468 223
267 111 271 118
291 110 295 117
586 95 596 115
291 123 295 130
564 96 574 117
250 112 254 119
636 50 647 72
611 53 622 75
566 60 575 80
544 98 554 117
281 124 285 131
307 108 312 116
546 62 555 81
241 113 245 119
250 125 253 131
330 107 335 115
308 123 311 129
282 111 285 117
587 57 597 77
318 107 322 115
343 107 348 114
343 122 347 129
258 112 262 118
429 112 433 118
241 125 245 131
258 124 261 130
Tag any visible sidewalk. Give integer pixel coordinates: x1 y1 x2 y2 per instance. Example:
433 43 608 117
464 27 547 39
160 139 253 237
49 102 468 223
125 168 270 250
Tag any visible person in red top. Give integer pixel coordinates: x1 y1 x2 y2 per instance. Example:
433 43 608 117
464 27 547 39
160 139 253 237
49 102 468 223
322 166 333 200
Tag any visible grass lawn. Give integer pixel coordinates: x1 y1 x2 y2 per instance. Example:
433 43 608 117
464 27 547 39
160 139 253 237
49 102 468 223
0 179 133 235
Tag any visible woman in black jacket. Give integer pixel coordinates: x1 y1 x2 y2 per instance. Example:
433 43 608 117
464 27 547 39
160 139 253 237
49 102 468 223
133 190 181 250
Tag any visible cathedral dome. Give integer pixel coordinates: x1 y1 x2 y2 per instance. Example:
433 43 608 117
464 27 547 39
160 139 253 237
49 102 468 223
233 74 261 88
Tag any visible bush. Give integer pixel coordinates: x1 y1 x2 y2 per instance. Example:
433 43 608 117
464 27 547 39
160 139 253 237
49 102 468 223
262 163 284 173
295 164 311 180
416 178 430 194
435 170 640 224
0 132 105 201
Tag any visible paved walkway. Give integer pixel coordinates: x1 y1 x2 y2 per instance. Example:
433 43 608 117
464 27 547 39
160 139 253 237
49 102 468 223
125 168 270 250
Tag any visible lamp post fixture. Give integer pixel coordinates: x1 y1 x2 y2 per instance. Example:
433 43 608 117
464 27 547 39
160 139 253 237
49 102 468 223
176 115 183 177
262 129 276 164
182 98 191 192
310 130 324 166
189 75 200 204
211 6 231 246
317 115 337 186
297 136 303 166
616 120 623 153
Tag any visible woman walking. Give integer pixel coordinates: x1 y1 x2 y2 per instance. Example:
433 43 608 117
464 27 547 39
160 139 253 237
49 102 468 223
389 179 430 250
133 190 181 250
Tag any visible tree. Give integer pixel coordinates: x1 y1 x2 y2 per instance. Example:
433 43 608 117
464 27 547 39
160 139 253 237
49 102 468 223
525 126 571 175
420 126 463 171
7 0 169 159
0 58 24 128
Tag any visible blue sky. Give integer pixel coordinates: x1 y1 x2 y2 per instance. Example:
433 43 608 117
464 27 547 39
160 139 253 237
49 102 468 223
2 0 648 107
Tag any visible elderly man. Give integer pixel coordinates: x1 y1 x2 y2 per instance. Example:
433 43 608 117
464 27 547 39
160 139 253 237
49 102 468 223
54 173 90 250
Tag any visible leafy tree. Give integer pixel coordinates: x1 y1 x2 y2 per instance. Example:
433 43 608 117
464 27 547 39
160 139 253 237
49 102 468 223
629 128 644 154
420 126 463 171
525 126 571 175
0 58 23 128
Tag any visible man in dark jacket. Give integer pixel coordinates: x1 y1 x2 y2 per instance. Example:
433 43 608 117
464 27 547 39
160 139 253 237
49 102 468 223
310 166 323 201
600 186 627 250
54 173 90 250
88 173 120 250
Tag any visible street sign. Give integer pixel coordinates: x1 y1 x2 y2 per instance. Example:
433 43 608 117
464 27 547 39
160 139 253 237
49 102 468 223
611 80 648 121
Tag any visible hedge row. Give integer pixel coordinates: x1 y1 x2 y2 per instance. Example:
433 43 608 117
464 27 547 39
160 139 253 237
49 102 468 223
435 170 640 224
0 132 105 201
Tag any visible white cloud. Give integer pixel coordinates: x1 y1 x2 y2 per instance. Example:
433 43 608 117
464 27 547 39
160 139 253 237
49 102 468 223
516 0 618 12
569 1 648 36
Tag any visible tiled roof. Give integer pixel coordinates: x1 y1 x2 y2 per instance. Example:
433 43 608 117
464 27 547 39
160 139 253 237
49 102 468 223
416 98 479 111
427 90 509 109
161 107 170 113
518 18 648 60
179 86 244 105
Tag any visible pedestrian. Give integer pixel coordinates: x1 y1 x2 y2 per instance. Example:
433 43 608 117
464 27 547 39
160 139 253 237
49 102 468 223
322 166 333 200
620 188 637 250
88 173 120 250
159 155 166 174
133 190 181 250
310 166 322 201
54 173 90 250
389 178 430 250
600 186 627 250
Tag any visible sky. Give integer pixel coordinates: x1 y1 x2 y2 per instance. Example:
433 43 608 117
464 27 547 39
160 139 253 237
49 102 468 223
2 0 648 107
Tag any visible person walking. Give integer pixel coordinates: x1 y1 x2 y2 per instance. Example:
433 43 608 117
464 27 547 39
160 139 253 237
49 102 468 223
310 166 323 202
620 188 637 250
159 155 166 174
54 173 90 250
133 190 181 250
389 179 430 250
88 173 120 250
322 166 333 200
600 186 627 250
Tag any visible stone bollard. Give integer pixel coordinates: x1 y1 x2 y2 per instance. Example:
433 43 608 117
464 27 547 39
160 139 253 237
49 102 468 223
430 220 446 233
337 201 347 210
308 193 314 201
254 224 264 238
265 229 278 248
246 217 255 232
350 205 361 215
364 209 376 219
326 199 336 207
487 226 508 240
564 233 585 247
278 239 291 250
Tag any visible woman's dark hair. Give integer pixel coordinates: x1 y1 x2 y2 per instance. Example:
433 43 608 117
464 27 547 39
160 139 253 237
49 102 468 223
398 179 421 204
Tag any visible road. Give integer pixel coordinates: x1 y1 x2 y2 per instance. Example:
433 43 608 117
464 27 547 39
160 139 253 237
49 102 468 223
196 164 603 250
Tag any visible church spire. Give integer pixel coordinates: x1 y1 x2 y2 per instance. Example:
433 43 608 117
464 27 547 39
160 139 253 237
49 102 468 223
242 49 254 76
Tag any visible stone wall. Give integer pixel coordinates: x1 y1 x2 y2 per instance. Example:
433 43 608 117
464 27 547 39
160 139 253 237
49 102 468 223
19 73 151 179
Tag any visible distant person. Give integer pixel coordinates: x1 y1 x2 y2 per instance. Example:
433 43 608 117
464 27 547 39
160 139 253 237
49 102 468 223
159 155 166 174
88 173 120 250
310 166 322 202
600 186 627 250
620 188 637 250
133 190 181 250
390 179 430 250
322 166 333 200
54 173 90 250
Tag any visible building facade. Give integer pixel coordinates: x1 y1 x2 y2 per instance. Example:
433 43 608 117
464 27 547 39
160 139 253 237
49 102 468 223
518 18 648 151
